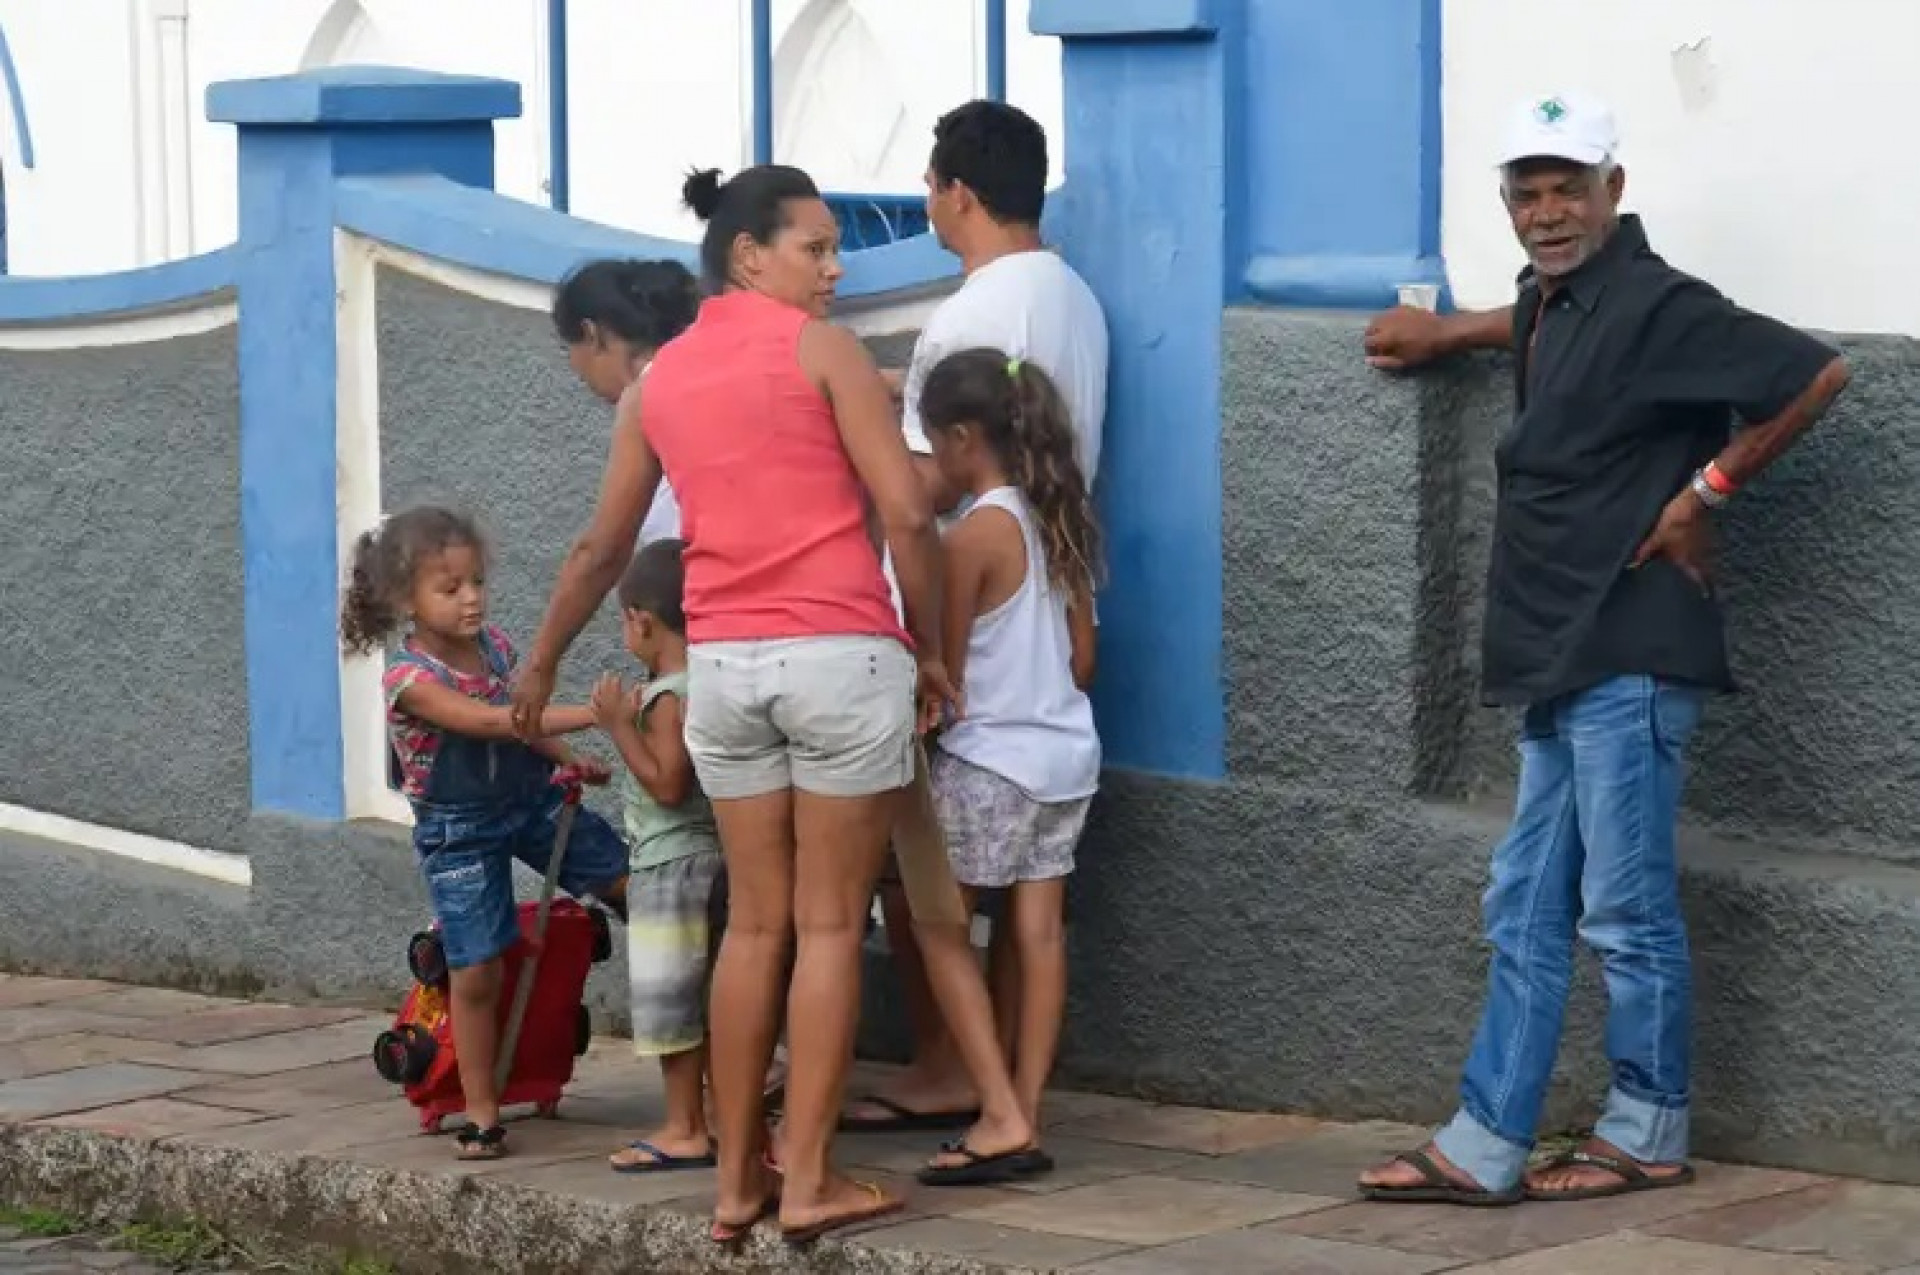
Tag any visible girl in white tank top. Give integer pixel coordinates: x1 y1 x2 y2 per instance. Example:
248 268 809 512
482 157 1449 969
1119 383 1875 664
914 347 1102 1149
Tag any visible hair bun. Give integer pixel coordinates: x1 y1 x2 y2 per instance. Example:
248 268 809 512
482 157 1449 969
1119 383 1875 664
681 168 726 221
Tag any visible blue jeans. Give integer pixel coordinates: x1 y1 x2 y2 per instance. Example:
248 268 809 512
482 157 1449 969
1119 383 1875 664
1434 674 1705 1192
415 785 629 971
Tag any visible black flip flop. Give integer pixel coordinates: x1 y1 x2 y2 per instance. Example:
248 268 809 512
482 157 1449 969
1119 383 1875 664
917 1138 1050 1186
608 1138 717 1174
1359 1148 1522 1207
837 1094 980 1133
453 1122 508 1161
1525 1148 1695 1202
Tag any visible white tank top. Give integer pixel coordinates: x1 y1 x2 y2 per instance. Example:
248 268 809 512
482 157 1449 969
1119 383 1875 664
937 487 1101 803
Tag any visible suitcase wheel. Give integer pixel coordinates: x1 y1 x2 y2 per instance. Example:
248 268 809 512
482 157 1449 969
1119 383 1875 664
574 1004 592 1058
406 930 449 988
373 1023 437 1085
536 1100 560 1119
589 908 614 963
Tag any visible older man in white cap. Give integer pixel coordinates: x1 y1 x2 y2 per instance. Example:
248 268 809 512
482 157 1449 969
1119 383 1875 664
1356 92 1850 1205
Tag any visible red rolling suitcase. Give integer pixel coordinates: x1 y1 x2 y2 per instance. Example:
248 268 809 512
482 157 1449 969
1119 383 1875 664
372 786 616 1132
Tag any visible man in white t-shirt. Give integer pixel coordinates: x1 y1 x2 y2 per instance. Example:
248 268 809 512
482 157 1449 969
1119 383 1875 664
845 99 1110 1135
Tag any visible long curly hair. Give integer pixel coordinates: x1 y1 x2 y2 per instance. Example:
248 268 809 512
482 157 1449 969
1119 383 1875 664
918 347 1102 597
339 506 487 656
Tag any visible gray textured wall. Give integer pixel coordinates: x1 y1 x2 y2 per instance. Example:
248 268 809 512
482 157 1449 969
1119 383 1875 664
0 328 249 852
1029 308 1920 1183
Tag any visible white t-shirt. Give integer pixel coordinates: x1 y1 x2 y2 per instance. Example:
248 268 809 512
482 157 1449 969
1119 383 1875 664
887 249 1109 623
901 249 1108 481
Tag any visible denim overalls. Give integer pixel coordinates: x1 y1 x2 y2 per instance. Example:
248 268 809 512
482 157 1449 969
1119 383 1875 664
391 630 628 970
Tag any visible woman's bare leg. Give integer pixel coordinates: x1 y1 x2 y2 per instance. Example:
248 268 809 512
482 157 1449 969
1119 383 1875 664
988 919 1021 1068
707 790 794 1224
1009 880 1069 1124
778 787 900 1229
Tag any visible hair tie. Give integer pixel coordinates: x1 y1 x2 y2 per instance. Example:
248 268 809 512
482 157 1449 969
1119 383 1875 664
1006 357 1023 379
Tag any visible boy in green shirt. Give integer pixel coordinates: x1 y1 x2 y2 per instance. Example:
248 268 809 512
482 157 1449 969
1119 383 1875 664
592 539 724 1173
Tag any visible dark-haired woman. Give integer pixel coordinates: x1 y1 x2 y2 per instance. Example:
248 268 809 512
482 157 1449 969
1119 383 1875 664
513 164 956 1244
551 257 699 544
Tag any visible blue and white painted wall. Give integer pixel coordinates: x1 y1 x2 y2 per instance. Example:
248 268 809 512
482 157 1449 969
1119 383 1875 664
0 0 1061 276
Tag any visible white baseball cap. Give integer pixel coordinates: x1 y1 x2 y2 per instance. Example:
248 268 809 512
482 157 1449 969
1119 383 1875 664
1498 91 1619 167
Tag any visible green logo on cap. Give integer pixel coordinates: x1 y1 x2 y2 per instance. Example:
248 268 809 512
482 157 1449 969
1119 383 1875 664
1535 97 1568 125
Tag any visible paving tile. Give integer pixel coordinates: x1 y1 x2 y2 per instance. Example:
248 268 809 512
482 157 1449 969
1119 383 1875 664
962 1172 1334 1246
102 1003 365 1047
168 1058 393 1116
160 1016 390 1076
1277 1161 1827 1263
842 1127 1206 1196
1077 1225 1452 1275
0 1008 146 1046
333 1111 655 1179
33 1096 269 1138
1038 1088 1143 1128
172 1098 422 1155
1451 1230 1878 1274
1054 1101 1327 1156
0 977 122 1009
855 1214 1131 1268
0 1032 199 1082
58 987 233 1020
508 1148 717 1208
1650 1179 1920 1268
1172 1118 1437 1198
0 1062 218 1121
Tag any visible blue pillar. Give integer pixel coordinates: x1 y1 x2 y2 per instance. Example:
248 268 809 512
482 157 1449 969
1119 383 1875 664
751 0 773 165
1239 0 1444 308
206 68 521 820
1031 0 1237 780
984 0 1008 101
547 0 571 211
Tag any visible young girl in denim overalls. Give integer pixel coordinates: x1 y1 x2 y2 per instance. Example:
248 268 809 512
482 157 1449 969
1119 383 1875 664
340 505 630 1161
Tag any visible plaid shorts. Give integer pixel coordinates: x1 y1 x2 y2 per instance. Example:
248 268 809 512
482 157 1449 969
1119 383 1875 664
929 750 1089 889
626 847 726 1057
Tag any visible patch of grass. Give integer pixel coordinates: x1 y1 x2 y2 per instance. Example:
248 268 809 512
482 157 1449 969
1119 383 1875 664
116 1217 238 1266
0 1203 79 1236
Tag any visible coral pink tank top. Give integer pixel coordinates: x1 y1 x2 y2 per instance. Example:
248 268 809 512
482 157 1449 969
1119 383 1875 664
640 289 910 648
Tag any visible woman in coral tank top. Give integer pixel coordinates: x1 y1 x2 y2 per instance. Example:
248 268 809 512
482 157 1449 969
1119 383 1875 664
512 164 955 1244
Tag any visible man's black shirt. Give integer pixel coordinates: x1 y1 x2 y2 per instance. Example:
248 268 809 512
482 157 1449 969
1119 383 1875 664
1482 214 1837 707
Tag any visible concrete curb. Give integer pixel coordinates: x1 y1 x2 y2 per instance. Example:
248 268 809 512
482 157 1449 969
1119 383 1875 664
0 1124 1050 1275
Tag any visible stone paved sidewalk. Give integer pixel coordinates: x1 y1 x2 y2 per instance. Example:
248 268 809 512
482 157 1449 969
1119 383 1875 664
4 973 1920 1273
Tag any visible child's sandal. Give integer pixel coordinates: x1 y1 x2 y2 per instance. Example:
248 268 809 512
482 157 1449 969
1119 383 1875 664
454 1122 508 1161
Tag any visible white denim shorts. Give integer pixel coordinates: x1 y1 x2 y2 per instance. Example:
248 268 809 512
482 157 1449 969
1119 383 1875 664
685 635 917 801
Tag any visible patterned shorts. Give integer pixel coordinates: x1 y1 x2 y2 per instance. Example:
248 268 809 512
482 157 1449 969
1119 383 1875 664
929 750 1089 889
626 848 726 1057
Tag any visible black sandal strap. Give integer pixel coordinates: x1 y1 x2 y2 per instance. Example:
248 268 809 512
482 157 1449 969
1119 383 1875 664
1394 1148 1448 1187
456 1122 506 1147
1558 1149 1643 1182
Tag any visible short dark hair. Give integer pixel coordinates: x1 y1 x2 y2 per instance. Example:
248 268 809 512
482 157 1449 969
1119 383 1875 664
551 258 698 350
681 165 823 290
616 538 687 634
930 100 1048 226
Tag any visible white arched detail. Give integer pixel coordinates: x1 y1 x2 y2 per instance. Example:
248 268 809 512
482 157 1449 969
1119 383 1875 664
774 0 911 189
299 0 373 70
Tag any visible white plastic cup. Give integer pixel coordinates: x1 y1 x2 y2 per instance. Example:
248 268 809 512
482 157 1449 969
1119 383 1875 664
1397 283 1441 312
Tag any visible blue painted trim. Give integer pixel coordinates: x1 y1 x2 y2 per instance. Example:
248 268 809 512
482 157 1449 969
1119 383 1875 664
1235 0 1444 308
1030 0 1218 39
0 21 34 169
751 0 773 164
546 0 570 212
207 66 521 126
336 175 696 283
985 0 1008 100
0 247 238 323
1243 253 1451 312
823 192 929 250
1042 16 1227 779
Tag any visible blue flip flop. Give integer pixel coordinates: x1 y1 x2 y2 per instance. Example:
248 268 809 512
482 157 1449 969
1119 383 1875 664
609 1138 718 1174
